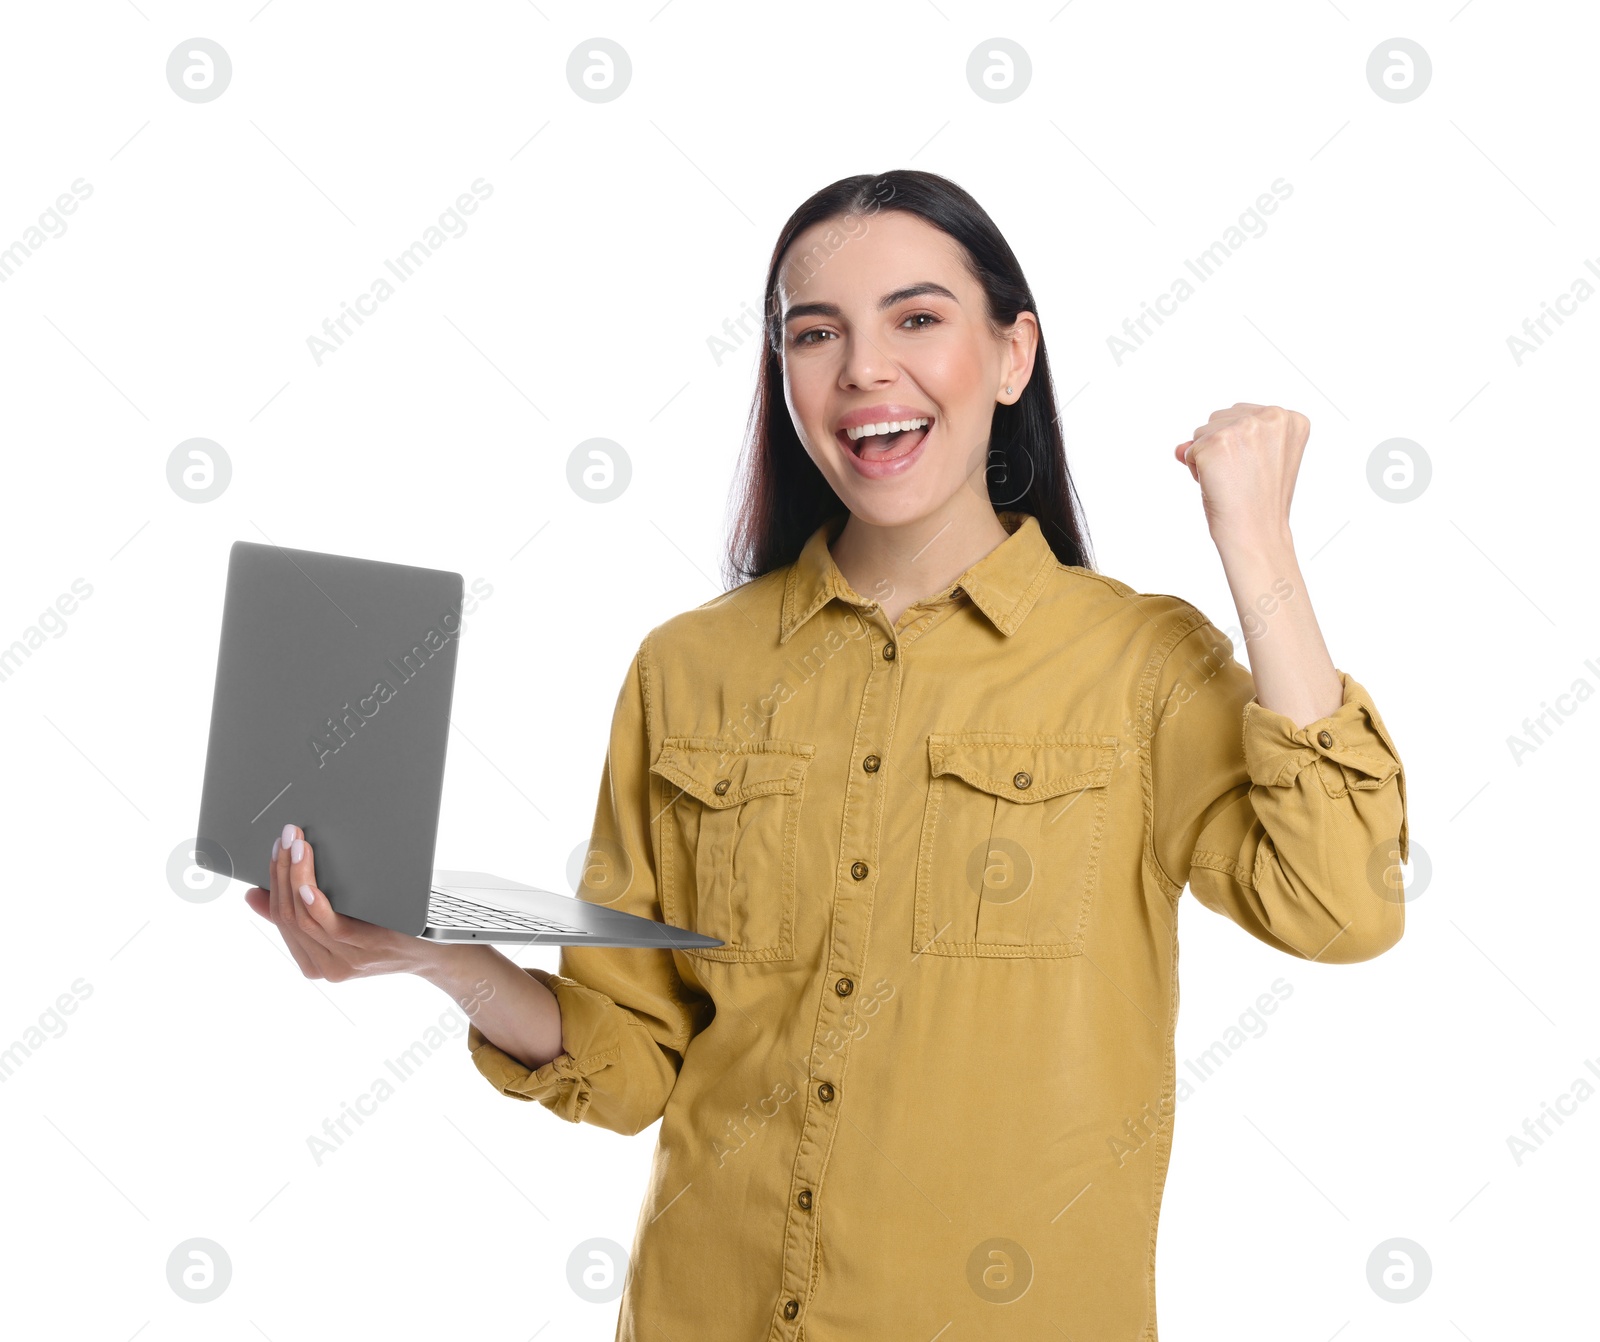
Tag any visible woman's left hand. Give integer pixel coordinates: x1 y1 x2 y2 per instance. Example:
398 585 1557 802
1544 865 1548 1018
1174 402 1308 552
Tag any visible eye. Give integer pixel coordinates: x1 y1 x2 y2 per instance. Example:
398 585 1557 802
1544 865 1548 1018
792 327 834 347
901 311 940 331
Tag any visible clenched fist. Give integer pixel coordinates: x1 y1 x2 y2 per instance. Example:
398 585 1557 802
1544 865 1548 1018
1174 402 1309 551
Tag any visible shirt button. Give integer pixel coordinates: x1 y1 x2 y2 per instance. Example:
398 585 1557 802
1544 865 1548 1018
713 778 731 795
835 977 854 996
1013 770 1032 789
796 1189 813 1210
862 753 881 773
850 860 869 881
882 642 897 660
817 1081 835 1102
1316 730 1333 748
783 1299 800 1320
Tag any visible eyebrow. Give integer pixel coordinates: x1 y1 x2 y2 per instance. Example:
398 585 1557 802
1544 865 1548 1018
782 281 960 325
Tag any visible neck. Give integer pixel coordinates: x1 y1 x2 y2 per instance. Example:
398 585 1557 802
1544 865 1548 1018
829 500 1011 627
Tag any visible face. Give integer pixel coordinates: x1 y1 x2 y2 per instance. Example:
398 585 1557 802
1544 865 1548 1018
776 208 1037 530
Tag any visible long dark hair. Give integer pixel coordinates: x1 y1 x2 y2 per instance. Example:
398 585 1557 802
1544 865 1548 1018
722 169 1094 589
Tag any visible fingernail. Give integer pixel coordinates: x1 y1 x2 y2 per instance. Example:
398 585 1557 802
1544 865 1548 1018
291 838 304 863
299 884 314 906
281 823 296 848
271 837 280 862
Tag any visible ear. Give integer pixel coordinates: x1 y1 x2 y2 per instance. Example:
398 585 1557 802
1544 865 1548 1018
1002 311 1040 395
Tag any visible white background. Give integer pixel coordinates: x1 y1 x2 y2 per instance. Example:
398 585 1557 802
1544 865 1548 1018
1 2 1594 1338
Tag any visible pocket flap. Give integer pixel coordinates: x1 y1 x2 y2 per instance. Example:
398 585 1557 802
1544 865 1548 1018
928 732 1115 802
651 737 815 809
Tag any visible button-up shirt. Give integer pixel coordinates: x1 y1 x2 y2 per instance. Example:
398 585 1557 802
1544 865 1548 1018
465 508 1410 1340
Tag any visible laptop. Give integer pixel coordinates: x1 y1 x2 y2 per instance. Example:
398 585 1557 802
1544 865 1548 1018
193 540 722 950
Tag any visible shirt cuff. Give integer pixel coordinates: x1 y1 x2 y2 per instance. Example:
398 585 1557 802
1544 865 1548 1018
1242 669 1409 862
465 965 624 1124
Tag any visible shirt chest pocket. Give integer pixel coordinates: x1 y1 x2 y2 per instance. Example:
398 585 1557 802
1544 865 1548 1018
649 737 815 962
913 732 1116 958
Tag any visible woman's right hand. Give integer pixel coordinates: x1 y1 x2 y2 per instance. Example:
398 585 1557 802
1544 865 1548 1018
246 822 565 1071
244 822 444 982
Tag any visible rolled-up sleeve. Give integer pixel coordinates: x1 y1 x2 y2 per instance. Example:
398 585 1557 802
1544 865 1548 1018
465 633 713 1135
1147 614 1409 964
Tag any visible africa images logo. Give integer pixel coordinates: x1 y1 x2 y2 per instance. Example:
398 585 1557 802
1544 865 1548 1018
308 579 492 767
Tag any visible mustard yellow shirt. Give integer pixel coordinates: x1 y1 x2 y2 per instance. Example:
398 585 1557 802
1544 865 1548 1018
466 508 1410 1340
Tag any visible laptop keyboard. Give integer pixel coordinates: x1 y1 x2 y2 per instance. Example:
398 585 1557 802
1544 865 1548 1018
428 889 591 935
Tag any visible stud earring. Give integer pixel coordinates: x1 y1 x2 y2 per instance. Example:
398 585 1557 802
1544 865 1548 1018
1004 385 1013 396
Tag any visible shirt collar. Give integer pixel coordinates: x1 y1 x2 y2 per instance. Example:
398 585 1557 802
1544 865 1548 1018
779 509 1058 644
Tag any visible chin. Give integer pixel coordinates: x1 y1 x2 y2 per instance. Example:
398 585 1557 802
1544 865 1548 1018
833 483 957 530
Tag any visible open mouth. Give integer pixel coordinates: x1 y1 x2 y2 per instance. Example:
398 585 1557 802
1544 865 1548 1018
837 416 933 464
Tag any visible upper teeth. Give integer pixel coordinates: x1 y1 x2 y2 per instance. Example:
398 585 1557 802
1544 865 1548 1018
846 417 930 442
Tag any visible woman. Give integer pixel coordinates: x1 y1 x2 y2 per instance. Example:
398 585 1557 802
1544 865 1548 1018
250 169 1410 1340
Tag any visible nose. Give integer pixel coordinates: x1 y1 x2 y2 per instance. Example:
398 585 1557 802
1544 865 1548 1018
838 331 897 390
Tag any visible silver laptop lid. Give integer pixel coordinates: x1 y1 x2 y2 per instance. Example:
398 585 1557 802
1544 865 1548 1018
195 540 464 936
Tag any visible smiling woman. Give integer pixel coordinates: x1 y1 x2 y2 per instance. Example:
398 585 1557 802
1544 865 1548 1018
249 168 1412 1342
